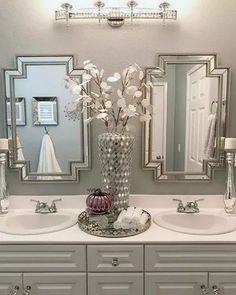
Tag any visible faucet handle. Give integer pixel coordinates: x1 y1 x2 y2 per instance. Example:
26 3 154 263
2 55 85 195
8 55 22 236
172 198 185 212
195 198 204 202
50 198 62 212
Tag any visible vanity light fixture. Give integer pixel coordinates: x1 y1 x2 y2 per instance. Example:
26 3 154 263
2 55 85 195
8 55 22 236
55 1 177 28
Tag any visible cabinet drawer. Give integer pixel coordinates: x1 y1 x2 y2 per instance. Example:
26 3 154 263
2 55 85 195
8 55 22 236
0 245 86 272
145 272 208 295
87 245 143 272
88 273 143 295
146 245 236 271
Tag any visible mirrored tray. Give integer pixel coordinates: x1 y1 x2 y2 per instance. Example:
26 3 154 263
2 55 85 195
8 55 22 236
78 209 151 238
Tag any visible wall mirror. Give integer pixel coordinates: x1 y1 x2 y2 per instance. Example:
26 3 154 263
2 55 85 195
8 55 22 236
143 54 230 181
3 55 90 182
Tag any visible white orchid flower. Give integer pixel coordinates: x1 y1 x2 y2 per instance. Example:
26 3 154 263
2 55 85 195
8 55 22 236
126 85 138 96
96 113 108 119
90 68 99 77
127 104 137 117
134 90 143 98
100 69 104 78
139 114 151 122
117 89 123 98
83 74 92 80
105 100 112 109
117 98 126 108
139 71 144 80
128 65 137 74
107 72 121 82
141 99 150 107
83 60 91 65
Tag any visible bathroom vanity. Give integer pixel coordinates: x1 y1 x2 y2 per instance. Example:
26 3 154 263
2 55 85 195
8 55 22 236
0 195 235 295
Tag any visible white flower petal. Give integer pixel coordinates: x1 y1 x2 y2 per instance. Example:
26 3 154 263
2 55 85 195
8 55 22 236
134 90 143 98
117 89 123 98
101 81 108 89
83 59 91 65
105 100 112 108
83 74 92 80
107 76 120 82
139 114 151 122
126 85 138 96
128 104 136 112
96 113 108 119
114 72 121 79
117 98 126 108
141 99 150 107
139 71 144 80
100 69 104 78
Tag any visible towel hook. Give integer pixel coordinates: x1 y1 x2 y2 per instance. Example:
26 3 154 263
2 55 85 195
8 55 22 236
210 100 218 114
44 127 49 134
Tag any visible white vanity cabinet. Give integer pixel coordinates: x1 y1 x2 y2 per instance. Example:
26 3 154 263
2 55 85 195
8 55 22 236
1 243 236 295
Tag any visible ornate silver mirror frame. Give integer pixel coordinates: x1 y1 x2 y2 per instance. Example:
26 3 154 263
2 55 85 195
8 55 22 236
3 55 90 182
143 54 230 181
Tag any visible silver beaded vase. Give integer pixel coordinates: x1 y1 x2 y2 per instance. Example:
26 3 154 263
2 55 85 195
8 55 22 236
98 132 135 212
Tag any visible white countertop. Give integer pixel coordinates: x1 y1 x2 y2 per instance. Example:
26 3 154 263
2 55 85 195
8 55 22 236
1 194 236 244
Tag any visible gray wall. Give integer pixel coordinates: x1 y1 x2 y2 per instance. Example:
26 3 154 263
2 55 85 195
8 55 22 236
0 0 235 195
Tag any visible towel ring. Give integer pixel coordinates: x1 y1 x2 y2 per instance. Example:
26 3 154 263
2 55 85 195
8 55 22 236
211 100 218 114
44 127 49 134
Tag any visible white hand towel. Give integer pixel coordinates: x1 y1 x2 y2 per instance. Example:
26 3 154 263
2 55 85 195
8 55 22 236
203 114 216 159
16 136 25 161
37 134 62 180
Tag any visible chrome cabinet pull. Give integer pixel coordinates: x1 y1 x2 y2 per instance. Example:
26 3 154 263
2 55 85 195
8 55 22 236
10 286 20 295
23 286 31 295
200 284 208 295
212 285 221 295
112 257 119 267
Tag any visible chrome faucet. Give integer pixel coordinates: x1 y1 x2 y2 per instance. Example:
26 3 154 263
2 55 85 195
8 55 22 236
173 198 204 213
30 199 62 214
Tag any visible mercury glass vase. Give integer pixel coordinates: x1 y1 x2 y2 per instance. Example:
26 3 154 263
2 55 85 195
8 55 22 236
98 131 135 212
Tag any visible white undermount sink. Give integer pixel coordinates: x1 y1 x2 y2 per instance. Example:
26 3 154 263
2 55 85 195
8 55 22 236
153 210 236 235
0 210 78 235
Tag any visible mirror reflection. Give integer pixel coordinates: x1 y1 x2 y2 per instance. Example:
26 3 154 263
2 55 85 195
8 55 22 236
144 54 229 181
4 56 90 182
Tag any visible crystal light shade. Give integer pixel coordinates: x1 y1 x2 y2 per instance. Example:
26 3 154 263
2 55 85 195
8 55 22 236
55 1 177 27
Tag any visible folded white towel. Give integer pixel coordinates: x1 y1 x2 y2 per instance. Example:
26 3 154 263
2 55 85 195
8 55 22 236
114 207 147 230
37 134 62 180
122 207 135 224
203 114 216 159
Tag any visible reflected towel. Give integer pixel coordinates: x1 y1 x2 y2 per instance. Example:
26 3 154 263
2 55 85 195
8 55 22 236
37 134 62 180
203 114 217 159
16 137 25 161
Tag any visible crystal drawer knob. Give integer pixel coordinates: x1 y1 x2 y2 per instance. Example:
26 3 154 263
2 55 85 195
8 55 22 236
112 257 119 267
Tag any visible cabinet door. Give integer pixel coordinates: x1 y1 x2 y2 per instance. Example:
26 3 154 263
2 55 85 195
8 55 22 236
209 272 236 295
23 273 86 295
88 273 143 295
146 272 208 295
0 273 22 295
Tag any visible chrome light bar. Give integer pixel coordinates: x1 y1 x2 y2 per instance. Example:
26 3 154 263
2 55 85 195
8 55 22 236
55 1 177 27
